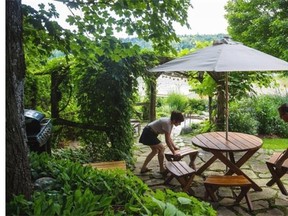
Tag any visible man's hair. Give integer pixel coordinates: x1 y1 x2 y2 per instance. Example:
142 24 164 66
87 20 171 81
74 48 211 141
170 110 184 122
278 103 288 116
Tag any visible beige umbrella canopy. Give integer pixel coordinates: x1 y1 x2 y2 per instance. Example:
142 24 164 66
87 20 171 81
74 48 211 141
149 37 288 139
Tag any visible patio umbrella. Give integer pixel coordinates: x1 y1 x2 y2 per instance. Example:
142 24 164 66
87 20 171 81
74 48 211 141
149 37 288 139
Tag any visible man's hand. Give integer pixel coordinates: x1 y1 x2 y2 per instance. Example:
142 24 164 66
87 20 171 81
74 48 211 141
173 151 181 161
173 150 181 158
174 146 180 151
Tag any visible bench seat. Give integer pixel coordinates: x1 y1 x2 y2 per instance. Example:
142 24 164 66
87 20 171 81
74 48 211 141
83 161 126 171
165 161 196 194
165 147 198 169
266 150 288 195
204 175 253 211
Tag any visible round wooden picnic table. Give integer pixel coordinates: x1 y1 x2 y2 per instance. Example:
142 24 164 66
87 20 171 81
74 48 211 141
191 131 263 191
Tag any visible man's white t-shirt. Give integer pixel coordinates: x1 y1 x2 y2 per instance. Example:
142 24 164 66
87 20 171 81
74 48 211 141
148 117 172 134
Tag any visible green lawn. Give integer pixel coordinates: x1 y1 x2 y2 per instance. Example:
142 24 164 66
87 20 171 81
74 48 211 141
262 138 288 150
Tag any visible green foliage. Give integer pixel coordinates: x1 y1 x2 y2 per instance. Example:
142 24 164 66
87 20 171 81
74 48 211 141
24 72 51 111
229 100 259 135
22 4 71 69
156 104 174 119
228 72 274 101
79 131 122 163
7 153 216 216
52 147 92 164
188 74 216 98
22 0 194 164
156 93 191 118
141 189 216 216
194 120 216 135
122 33 227 51
185 98 208 114
51 0 192 55
225 0 288 61
252 95 288 137
18 153 150 215
74 52 155 163
227 95 288 137
165 92 188 112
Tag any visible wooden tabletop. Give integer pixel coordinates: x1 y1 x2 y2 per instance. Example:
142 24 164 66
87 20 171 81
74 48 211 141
191 132 263 152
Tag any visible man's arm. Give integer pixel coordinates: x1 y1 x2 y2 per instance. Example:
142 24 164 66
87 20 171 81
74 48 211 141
164 132 179 155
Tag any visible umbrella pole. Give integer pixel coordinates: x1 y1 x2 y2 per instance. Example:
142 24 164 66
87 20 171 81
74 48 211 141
225 72 229 140
225 72 229 172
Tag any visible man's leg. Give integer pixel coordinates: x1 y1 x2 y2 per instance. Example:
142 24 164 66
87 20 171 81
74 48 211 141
156 143 166 173
140 146 158 173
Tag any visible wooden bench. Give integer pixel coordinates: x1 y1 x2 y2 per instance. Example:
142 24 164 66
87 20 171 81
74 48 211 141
165 147 198 169
204 175 253 211
164 161 196 194
83 161 126 171
266 150 288 195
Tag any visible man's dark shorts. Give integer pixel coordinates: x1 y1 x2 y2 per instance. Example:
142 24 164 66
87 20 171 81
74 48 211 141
139 126 161 145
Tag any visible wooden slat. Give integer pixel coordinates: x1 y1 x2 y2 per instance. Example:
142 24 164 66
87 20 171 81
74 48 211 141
165 147 197 158
204 175 252 187
83 161 126 171
166 161 194 177
267 152 288 169
192 133 220 150
191 131 263 152
218 132 252 150
207 132 238 151
231 132 263 149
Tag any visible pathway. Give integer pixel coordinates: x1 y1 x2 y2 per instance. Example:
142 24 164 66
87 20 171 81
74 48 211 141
132 127 288 216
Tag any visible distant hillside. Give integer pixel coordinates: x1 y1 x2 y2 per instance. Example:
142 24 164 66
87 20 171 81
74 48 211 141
121 33 227 51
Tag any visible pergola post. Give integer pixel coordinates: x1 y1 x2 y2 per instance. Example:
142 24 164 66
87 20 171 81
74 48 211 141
149 80 156 121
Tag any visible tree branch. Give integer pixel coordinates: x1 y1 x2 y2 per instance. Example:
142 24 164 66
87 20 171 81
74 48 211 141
53 118 109 132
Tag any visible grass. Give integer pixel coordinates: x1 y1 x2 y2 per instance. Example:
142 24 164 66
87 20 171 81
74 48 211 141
262 138 288 150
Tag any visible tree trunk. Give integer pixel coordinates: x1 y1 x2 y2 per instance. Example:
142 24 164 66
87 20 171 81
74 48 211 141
215 76 225 131
6 0 32 202
208 72 225 130
208 96 212 124
148 72 162 122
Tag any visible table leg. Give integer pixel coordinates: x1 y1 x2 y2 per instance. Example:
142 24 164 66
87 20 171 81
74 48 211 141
212 150 262 192
229 152 235 164
196 155 218 175
225 149 258 176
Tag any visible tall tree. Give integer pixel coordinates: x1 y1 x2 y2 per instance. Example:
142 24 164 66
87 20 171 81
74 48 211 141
225 0 288 61
6 0 32 202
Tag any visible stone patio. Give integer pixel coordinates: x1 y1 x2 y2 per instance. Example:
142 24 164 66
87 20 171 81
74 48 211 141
132 133 288 216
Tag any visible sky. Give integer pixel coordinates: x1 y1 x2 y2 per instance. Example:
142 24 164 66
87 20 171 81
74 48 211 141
22 0 229 36
175 0 228 35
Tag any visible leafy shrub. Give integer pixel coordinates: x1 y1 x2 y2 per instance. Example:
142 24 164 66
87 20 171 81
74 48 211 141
227 95 288 137
7 153 216 216
229 101 259 134
185 98 208 114
252 95 288 137
156 104 173 118
141 189 216 216
52 147 92 164
166 92 188 112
